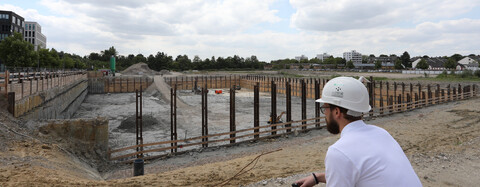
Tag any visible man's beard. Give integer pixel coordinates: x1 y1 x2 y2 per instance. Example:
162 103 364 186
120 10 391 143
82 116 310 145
326 112 340 134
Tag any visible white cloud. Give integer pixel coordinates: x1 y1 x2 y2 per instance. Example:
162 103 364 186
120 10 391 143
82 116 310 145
39 0 281 35
290 0 480 32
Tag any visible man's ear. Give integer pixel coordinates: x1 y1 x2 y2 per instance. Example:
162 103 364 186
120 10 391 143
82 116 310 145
333 107 340 117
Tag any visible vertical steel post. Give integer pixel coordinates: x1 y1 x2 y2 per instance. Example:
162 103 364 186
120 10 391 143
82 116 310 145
202 84 205 147
135 86 143 158
201 84 208 147
301 79 307 129
171 84 178 153
315 80 320 127
286 81 292 132
204 85 208 147
271 80 277 135
254 82 259 139
230 86 236 144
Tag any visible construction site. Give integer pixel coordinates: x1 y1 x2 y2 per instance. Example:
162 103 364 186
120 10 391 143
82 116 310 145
0 64 480 186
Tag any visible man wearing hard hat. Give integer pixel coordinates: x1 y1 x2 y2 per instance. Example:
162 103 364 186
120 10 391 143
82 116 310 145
294 77 422 187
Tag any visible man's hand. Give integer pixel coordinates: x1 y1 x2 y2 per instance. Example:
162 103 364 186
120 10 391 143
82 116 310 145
293 173 326 187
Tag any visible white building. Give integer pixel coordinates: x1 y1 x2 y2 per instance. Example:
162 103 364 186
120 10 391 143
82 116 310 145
295 55 308 61
458 57 479 71
316 53 332 61
343 50 362 64
458 57 478 65
24 21 46 51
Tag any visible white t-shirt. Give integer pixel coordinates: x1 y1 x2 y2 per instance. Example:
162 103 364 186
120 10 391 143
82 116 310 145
325 120 422 187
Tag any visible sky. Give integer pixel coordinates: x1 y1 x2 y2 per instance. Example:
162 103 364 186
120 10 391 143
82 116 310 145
1 0 480 62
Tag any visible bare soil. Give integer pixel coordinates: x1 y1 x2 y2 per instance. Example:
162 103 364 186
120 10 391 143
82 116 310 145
1 96 479 186
0 70 479 186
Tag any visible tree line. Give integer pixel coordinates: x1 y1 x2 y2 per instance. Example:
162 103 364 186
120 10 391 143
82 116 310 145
0 32 477 72
0 32 266 72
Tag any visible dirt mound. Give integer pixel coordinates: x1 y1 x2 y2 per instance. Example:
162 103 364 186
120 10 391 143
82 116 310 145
116 115 161 133
121 63 167 76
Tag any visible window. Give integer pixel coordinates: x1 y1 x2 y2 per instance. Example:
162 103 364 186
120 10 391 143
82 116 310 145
32 32 35 37
33 25 35 30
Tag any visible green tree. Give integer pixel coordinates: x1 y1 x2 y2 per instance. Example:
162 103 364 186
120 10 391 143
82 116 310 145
450 54 463 62
346 60 355 69
415 59 429 69
62 55 75 69
175 55 191 71
49 48 61 68
394 59 403 69
0 32 37 67
101 46 118 61
400 51 411 68
38 48 53 67
375 60 382 70
444 58 457 69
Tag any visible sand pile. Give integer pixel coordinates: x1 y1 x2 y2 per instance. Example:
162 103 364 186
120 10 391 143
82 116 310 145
121 63 169 76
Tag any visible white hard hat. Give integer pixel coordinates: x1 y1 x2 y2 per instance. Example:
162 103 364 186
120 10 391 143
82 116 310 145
316 76 371 116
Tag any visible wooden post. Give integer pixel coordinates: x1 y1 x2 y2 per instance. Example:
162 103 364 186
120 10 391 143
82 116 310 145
458 84 462 100
389 96 394 113
414 93 419 109
422 91 426 107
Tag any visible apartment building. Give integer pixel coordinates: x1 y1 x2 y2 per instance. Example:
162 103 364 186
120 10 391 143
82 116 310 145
316 53 332 61
0 10 25 41
25 21 46 50
343 50 362 64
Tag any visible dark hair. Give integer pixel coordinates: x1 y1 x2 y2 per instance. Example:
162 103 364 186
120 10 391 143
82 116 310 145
330 104 362 122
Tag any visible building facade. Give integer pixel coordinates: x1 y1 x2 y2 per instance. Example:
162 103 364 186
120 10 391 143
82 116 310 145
295 55 308 61
343 50 362 64
0 10 25 41
316 53 332 61
24 21 46 51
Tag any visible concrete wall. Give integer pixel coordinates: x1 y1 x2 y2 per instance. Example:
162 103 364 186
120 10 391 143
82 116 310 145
39 117 109 154
12 79 88 119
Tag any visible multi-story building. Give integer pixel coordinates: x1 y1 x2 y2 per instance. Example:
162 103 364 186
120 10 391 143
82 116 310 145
343 50 362 64
0 10 25 41
295 55 308 61
316 53 332 61
24 21 46 51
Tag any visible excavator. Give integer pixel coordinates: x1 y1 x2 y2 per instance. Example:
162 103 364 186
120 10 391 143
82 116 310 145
267 111 286 124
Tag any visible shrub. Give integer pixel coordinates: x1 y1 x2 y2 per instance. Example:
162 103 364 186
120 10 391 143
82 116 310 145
460 69 473 78
475 70 480 78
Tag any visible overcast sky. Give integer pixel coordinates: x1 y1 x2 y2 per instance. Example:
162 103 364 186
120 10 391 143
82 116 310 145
2 0 479 62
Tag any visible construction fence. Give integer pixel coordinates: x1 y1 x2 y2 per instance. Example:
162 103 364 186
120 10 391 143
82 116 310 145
88 77 154 94
111 75 477 163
